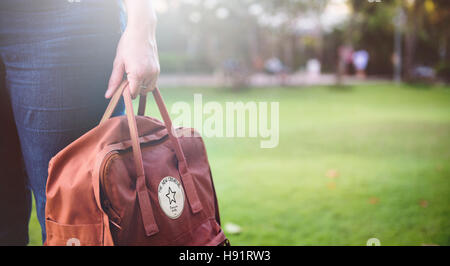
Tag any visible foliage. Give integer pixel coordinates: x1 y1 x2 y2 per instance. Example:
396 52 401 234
347 0 450 77
155 0 449 78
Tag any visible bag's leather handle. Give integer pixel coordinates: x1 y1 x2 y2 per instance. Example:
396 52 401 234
100 80 129 125
100 81 158 236
100 80 204 236
100 81 146 125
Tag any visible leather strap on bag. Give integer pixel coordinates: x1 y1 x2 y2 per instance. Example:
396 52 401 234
123 88 159 236
138 94 147 116
152 89 203 214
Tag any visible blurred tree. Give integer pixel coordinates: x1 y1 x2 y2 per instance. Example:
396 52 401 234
155 0 449 83
347 0 450 80
403 0 425 80
346 0 398 76
158 0 261 73
423 0 450 81
256 0 329 70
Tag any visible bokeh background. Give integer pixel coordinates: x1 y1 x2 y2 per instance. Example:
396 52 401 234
29 0 450 245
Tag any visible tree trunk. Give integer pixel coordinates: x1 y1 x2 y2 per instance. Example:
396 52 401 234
404 0 424 81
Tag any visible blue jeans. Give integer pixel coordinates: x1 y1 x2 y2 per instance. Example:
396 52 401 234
0 0 124 245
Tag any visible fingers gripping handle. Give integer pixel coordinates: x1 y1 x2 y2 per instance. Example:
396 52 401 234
100 80 146 125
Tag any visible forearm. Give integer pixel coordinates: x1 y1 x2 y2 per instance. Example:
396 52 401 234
123 0 157 38
106 0 160 99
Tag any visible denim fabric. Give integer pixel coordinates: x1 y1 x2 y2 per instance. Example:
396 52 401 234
0 0 125 245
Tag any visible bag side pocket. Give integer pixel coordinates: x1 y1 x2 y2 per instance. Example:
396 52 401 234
45 219 103 246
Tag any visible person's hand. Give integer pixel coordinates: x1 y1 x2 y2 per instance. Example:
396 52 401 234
105 24 160 99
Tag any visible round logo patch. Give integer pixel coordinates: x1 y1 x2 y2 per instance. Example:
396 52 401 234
158 176 185 219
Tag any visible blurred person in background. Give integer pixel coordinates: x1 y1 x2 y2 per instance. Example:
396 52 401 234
336 45 353 84
352 50 370 79
306 58 321 82
0 0 160 245
264 57 289 86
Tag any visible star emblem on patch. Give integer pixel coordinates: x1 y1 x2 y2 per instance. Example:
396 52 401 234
158 176 185 219
166 187 177 205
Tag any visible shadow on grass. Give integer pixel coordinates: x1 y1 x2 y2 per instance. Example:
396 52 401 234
325 85 355 92
211 86 257 96
404 82 437 90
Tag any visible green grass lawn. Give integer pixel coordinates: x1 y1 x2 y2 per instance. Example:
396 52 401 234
28 83 450 246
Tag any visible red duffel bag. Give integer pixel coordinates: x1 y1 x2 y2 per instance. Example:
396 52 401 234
45 81 228 246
